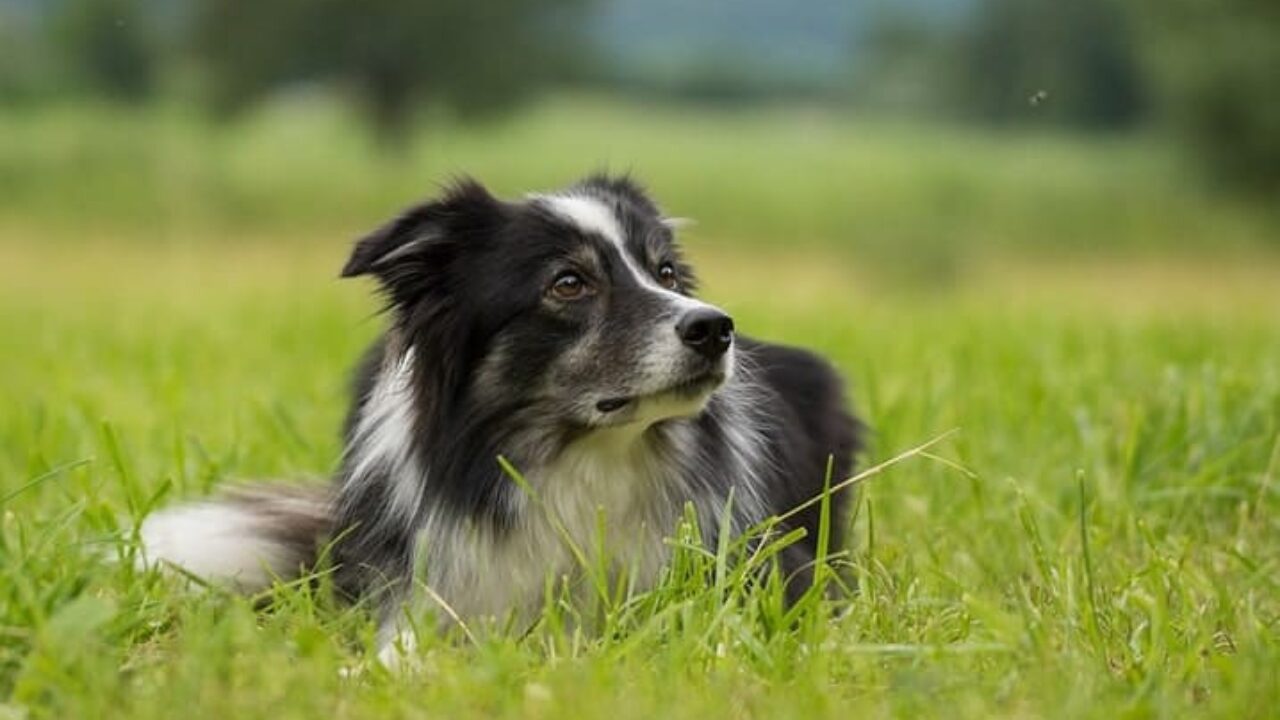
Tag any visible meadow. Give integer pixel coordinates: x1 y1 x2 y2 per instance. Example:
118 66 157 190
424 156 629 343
1 97 1278 718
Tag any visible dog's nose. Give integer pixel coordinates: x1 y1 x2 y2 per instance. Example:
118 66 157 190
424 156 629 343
677 308 735 360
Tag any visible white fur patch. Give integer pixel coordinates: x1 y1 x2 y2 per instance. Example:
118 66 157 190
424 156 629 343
346 349 424 522
535 193 627 247
139 503 288 590
535 192 704 310
403 427 678 628
707 376 771 527
371 233 437 268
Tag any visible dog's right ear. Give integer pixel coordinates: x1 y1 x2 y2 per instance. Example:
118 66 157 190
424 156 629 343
340 200 451 280
340 178 500 281
340 203 440 279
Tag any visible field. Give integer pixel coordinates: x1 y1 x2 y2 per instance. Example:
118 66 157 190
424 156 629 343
2 97 1278 718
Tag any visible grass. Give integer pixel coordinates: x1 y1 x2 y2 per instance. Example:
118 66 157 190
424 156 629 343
1 94 1275 263
2 97 1279 717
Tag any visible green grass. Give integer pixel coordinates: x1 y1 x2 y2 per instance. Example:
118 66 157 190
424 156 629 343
1 95 1275 263
2 241 1277 718
2 98 1279 717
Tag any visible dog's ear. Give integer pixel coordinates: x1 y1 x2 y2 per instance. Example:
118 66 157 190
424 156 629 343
340 178 500 280
340 204 442 279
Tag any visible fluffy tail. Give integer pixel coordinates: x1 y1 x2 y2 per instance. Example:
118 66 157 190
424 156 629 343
139 484 334 591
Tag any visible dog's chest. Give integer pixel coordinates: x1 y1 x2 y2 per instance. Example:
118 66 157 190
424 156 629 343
418 438 678 622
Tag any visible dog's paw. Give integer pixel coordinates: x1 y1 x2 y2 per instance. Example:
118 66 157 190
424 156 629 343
375 629 422 673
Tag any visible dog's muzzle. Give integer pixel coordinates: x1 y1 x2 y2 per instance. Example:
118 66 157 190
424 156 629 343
592 308 734 416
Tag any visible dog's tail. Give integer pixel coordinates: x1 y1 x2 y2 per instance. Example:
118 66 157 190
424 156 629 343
138 484 334 591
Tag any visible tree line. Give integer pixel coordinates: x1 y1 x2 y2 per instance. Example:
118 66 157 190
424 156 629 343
858 0 1279 197
0 0 589 148
1 0 1276 195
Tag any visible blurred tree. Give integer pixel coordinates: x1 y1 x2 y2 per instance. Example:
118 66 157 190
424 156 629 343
854 4 960 116
0 7 48 102
959 0 1145 129
853 0 1147 128
52 0 158 101
190 0 588 148
1142 0 1280 196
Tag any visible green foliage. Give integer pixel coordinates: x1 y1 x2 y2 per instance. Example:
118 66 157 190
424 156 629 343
855 4 958 115
958 0 1146 129
0 9 54 103
1 100 1278 715
858 0 1280 198
0 97 1274 272
51 0 158 101
1 235 1278 717
860 0 1147 129
0 97 1276 714
1140 0 1280 196
190 0 590 146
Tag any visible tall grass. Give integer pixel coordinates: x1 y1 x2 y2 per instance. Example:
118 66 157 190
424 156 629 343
1 236 1277 717
1 98 1277 717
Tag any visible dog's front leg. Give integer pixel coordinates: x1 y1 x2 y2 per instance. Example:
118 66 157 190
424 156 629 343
376 620 420 670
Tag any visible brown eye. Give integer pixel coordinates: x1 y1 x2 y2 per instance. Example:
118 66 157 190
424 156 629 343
657 263 680 290
550 271 589 300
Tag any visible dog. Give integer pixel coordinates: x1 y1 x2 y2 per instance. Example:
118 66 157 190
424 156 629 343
139 175 862 663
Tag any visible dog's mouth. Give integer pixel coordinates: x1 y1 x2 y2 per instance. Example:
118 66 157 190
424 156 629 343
594 371 725 414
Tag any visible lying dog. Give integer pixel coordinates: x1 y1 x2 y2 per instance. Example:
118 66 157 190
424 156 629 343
140 175 862 662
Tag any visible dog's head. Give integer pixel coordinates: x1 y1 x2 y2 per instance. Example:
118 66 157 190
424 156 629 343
342 175 734 435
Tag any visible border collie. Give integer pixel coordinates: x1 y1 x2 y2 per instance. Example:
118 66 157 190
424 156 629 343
140 175 861 663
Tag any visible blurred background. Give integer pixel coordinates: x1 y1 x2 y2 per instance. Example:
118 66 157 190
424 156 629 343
0 0 1277 278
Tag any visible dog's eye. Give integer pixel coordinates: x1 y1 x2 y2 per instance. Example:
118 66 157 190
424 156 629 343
657 263 680 290
550 271 590 300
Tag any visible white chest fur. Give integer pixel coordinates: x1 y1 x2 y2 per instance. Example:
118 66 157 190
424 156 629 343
349 350 768 635
411 427 681 624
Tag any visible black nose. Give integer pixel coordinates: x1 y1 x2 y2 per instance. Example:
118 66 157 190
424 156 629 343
677 308 735 360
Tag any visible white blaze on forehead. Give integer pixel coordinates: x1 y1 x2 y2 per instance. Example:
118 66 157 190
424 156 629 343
534 192 701 308
536 193 628 248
